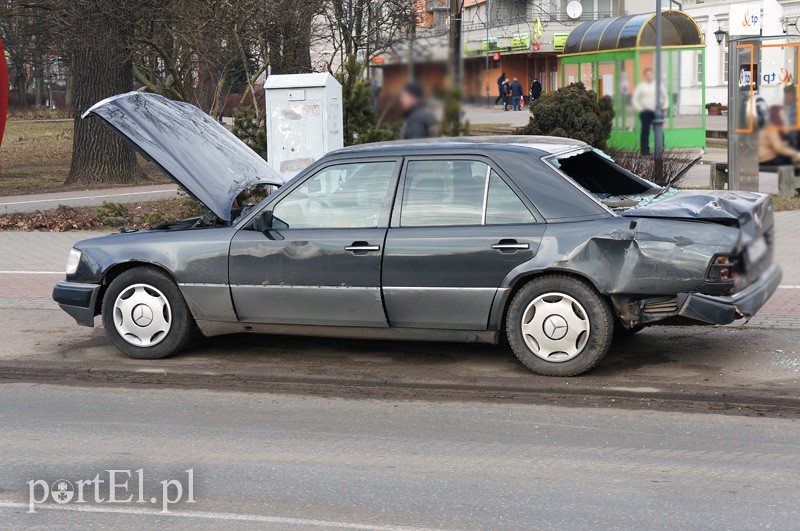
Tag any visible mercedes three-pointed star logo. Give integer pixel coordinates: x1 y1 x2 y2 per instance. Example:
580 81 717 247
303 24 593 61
132 304 154 327
543 314 568 340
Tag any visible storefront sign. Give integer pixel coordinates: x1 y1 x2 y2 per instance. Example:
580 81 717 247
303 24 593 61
553 33 569 51
493 52 501 61
511 33 530 51
481 38 498 52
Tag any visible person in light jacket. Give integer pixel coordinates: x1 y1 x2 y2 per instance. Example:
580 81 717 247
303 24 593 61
632 68 667 156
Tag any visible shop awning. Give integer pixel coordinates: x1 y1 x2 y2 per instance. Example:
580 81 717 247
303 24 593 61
562 10 703 56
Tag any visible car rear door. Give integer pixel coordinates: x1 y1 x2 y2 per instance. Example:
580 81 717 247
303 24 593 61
382 156 545 330
229 158 400 327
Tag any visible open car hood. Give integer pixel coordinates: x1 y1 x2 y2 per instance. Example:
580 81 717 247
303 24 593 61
84 92 285 222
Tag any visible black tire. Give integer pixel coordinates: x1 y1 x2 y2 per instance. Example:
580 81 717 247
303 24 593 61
101 266 196 359
506 274 613 376
614 320 645 338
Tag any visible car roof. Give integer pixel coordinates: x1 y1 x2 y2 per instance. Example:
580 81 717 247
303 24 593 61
329 136 588 158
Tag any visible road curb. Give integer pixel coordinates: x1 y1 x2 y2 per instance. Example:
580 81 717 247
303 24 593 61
2 362 800 418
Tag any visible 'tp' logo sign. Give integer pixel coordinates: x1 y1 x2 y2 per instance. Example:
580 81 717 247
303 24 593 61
742 10 759 28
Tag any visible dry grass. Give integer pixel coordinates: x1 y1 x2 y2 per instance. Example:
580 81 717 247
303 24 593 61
772 195 800 211
7 108 72 120
0 120 168 196
1 120 73 168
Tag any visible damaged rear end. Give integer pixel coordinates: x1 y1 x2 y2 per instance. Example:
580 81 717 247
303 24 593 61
616 190 782 327
549 148 782 329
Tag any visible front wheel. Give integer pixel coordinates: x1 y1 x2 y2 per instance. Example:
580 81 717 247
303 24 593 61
101 267 196 359
506 275 613 376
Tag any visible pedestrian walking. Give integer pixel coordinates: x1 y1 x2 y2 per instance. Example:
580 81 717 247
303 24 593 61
632 68 667 156
495 72 507 106
510 78 523 111
530 76 542 102
399 81 439 140
501 80 510 111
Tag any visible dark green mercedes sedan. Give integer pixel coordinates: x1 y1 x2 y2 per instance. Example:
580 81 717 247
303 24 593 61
53 93 781 376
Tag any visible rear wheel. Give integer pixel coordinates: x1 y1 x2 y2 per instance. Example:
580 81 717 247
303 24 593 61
101 267 196 359
506 275 613 376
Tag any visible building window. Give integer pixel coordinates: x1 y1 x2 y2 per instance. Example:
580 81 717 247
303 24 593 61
720 33 729 85
571 0 615 19
696 51 703 86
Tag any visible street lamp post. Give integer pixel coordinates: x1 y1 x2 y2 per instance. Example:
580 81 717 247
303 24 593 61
653 0 665 182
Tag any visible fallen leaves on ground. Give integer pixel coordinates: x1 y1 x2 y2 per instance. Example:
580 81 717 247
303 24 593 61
0 199 201 232
0 205 105 231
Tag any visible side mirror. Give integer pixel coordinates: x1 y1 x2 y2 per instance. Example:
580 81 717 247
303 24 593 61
252 210 273 232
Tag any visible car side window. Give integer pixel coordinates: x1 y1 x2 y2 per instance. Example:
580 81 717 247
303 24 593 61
400 160 488 227
272 161 396 229
485 171 535 225
400 160 534 227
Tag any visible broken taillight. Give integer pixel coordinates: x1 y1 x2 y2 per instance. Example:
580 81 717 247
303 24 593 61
705 254 743 282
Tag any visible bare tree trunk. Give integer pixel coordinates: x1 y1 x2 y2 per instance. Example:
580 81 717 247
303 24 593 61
34 54 44 107
16 72 27 107
66 38 142 184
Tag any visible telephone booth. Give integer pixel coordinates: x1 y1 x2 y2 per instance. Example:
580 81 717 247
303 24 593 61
559 11 706 151
728 36 800 191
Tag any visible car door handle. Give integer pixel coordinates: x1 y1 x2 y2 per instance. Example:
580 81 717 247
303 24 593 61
491 240 529 251
345 242 381 253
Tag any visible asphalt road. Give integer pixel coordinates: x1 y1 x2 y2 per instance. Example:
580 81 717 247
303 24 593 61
0 383 798 529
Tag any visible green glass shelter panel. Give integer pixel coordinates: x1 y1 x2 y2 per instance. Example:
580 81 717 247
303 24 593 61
559 11 706 151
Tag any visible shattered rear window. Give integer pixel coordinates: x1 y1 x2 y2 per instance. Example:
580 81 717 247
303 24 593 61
552 150 657 196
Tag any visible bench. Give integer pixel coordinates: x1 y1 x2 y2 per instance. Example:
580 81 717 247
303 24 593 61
710 162 800 197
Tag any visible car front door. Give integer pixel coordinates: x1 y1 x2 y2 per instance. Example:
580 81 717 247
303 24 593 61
229 159 400 327
382 157 545 330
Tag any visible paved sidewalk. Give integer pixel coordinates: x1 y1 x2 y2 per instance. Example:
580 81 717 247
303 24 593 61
462 103 729 131
0 184 180 214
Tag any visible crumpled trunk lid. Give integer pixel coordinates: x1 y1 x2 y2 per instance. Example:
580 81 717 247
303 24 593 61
622 190 774 243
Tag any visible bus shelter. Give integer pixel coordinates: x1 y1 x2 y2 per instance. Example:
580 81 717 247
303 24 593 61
560 11 705 151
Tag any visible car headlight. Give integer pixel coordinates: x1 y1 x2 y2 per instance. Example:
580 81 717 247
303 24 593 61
65 248 82 275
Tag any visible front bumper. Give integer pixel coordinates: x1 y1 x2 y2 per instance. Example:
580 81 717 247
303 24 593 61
52 281 101 327
679 263 783 325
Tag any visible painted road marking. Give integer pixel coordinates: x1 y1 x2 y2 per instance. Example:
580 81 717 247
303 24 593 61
0 271 63 275
0 189 177 206
0 501 437 530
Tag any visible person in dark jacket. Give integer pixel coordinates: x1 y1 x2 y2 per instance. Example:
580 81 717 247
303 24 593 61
500 80 510 111
510 78 523 111
400 81 439 140
530 76 542 101
495 72 506 105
